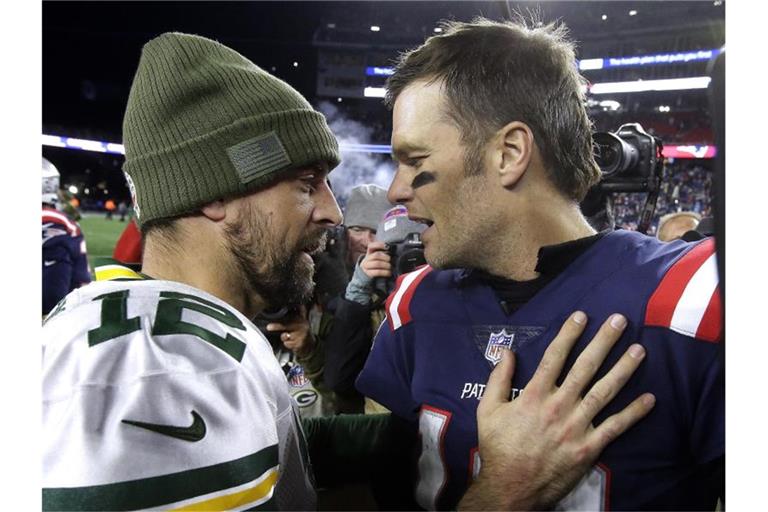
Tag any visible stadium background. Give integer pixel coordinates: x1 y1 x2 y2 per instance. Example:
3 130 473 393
14 2 766 509
43 0 724 266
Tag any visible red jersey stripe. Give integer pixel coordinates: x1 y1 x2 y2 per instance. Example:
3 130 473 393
396 265 433 328
645 238 715 329
695 286 723 343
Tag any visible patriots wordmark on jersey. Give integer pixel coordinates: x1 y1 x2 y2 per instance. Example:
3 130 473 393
357 231 723 511
43 273 315 511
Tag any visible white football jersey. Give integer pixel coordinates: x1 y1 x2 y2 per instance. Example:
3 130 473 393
42 277 315 511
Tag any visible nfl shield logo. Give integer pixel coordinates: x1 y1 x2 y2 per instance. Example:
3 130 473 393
485 329 515 365
287 365 309 388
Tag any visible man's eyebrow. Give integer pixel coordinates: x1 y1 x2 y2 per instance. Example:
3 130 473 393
391 143 429 162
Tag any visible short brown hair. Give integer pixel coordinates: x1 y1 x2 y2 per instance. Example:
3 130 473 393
385 17 601 201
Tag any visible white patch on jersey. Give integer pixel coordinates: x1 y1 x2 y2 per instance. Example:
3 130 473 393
554 465 609 511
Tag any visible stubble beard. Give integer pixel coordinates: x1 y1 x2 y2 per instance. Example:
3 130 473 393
224 204 325 310
427 149 489 271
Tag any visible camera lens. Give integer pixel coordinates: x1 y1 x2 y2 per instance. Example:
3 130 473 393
593 131 639 177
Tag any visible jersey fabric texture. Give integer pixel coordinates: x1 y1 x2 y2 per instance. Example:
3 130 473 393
356 230 723 511
42 206 91 315
43 276 315 511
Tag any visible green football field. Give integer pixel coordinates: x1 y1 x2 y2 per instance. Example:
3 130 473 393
78 213 132 269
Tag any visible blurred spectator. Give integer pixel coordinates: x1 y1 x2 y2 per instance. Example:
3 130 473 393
117 201 128 221
104 198 116 219
657 211 701 242
42 157 91 316
614 161 713 233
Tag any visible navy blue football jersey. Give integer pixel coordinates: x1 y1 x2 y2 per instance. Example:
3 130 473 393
357 230 723 511
42 207 91 315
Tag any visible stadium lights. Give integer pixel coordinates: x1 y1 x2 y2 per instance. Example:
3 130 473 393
370 25 380 32
368 49 720 76
599 100 621 111
578 49 720 71
602 14 608 21
364 86 386 98
42 134 717 159
434 27 443 33
67 137 109 153
589 76 712 94
68 185 78 194
293 62 298 68
629 10 638 16
579 58 604 71
42 134 66 148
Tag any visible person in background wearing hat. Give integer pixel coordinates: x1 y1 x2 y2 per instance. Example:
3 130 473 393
42 156 91 317
43 32 657 512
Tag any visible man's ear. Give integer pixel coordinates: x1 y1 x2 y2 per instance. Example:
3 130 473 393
494 121 534 188
201 200 227 222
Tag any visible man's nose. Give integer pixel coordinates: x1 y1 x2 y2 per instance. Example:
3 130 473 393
387 169 414 205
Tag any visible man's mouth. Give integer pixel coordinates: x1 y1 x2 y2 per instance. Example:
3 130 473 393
300 231 328 256
409 216 434 228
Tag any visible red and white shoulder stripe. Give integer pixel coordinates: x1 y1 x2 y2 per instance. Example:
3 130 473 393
42 209 80 236
385 265 433 331
645 238 721 343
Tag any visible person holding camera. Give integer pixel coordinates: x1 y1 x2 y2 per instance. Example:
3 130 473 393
324 205 427 414
356 18 723 510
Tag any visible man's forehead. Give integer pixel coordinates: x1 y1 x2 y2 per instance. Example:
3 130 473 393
391 80 452 152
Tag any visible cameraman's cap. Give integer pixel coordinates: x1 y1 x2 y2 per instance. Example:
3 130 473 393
376 205 426 244
344 184 392 231
122 32 340 228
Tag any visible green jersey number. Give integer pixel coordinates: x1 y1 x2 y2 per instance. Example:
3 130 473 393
87 289 247 361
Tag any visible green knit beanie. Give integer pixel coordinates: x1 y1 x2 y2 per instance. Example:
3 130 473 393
122 32 340 227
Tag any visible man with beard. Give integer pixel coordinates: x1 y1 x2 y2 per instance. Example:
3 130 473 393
42 32 340 511
44 32 654 511
357 18 723 511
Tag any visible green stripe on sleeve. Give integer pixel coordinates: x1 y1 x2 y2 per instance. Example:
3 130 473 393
43 444 279 511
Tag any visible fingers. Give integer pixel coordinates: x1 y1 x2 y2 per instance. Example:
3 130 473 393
266 322 286 332
528 311 587 393
477 349 516 417
578 342 647 423
366 241 387 255
558 314 627 401
362 250 393 278
588 392 655 451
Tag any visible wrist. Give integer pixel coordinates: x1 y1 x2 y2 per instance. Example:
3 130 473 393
459 468 538 511
344 262 374 305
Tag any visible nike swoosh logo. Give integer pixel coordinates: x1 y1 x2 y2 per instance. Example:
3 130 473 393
44 260 57 267
122 410 207 442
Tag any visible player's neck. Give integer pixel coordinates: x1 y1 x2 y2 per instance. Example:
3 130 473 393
488 196 595 281
141 233 267 319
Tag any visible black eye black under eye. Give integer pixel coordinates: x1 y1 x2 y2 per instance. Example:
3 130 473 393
411 171 436 189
